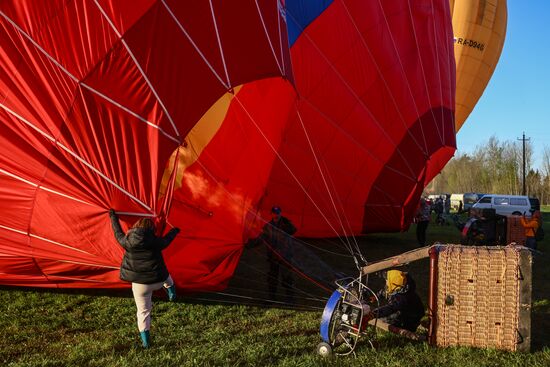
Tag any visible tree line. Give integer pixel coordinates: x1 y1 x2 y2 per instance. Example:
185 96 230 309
428 136 550 205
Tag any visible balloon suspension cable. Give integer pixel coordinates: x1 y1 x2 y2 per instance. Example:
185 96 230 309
236 260 328 302
114 211 156 217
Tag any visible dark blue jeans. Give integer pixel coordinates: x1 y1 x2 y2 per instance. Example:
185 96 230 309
525 237 537 250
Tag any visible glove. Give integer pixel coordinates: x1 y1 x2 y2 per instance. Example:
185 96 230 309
172 227 181 234
109 208 116 218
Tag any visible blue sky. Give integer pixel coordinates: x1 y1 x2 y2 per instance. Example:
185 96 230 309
456 0 550 169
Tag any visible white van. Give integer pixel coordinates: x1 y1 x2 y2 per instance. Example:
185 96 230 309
471 195 532 216
450 192 483 212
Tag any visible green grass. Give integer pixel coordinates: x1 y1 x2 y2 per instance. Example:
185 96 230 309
1 211 550 366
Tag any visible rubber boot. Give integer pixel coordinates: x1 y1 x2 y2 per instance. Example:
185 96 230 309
140 330 150 349
165 285 176 302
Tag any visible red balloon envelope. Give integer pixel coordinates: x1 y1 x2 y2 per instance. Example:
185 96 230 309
0 0 455 290
0 0 292 288
163 0 456 291
260 0 456 236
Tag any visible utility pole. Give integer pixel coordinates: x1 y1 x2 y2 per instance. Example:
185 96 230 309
517 132 530 196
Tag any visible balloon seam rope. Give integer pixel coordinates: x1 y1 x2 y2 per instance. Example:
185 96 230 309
187 156 351 256
374 0 430 153
79 84 180 144
0 224 94 256
299 99 417 182
29 233 96 256
254 0 284 76
340 0 429 159
0 11 79 83
443 0 456 137
232 95 357 252
406 0 444 145
284 9 419 178
0 10 179 146
295 107 360 258
45 274 107 283
161 0 229 90
320 157 365 260
114 211 156 217
429 0 446 146
0 168 94 206
208 0 232 89
276 0 286 76
93 0 181 138
233 96 355 252
55 259 119 270
0 104 152 212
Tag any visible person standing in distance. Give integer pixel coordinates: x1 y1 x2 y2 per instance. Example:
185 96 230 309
258 206 297 303
520 209 542 250
414 198 431 246
109 209 180 348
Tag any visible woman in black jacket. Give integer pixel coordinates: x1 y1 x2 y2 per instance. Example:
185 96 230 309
109 209 180 348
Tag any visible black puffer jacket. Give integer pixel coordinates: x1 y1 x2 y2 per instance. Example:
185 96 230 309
110 214 179 284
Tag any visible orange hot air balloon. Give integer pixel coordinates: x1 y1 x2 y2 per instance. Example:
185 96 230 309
451 0 507 131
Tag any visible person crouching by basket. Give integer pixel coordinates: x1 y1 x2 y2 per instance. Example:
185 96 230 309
371 270 424 332
109 209 180 348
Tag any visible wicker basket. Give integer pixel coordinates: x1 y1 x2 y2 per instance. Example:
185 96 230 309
433 245 531 351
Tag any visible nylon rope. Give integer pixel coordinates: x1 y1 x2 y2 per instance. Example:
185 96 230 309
405 0 444 146
231 273 326 303
235 261 330 301
94 0 181 139
161 0 229 90
183 294 323 311
209 0 232 89
0 103 153 212
0 10 179 143
284 8 420 179
319 156 367 264
294 106 364 266
276 0 286 76
429 0 447 147
374 0 430 154
254 0 284 76
232 94 360 253
443 0 457 137
297 98 417 182
0 168 95 206
340 0 428 158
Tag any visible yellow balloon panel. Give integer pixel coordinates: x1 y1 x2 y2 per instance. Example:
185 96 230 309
451 0 507 131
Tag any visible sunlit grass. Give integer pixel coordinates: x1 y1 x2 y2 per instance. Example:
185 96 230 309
1 209 549 366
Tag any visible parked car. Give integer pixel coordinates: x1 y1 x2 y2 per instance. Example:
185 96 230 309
463 192 483 211
450 192 484 212
471 195 536 216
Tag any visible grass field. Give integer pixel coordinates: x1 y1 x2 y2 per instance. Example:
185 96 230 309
1 210 550 366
